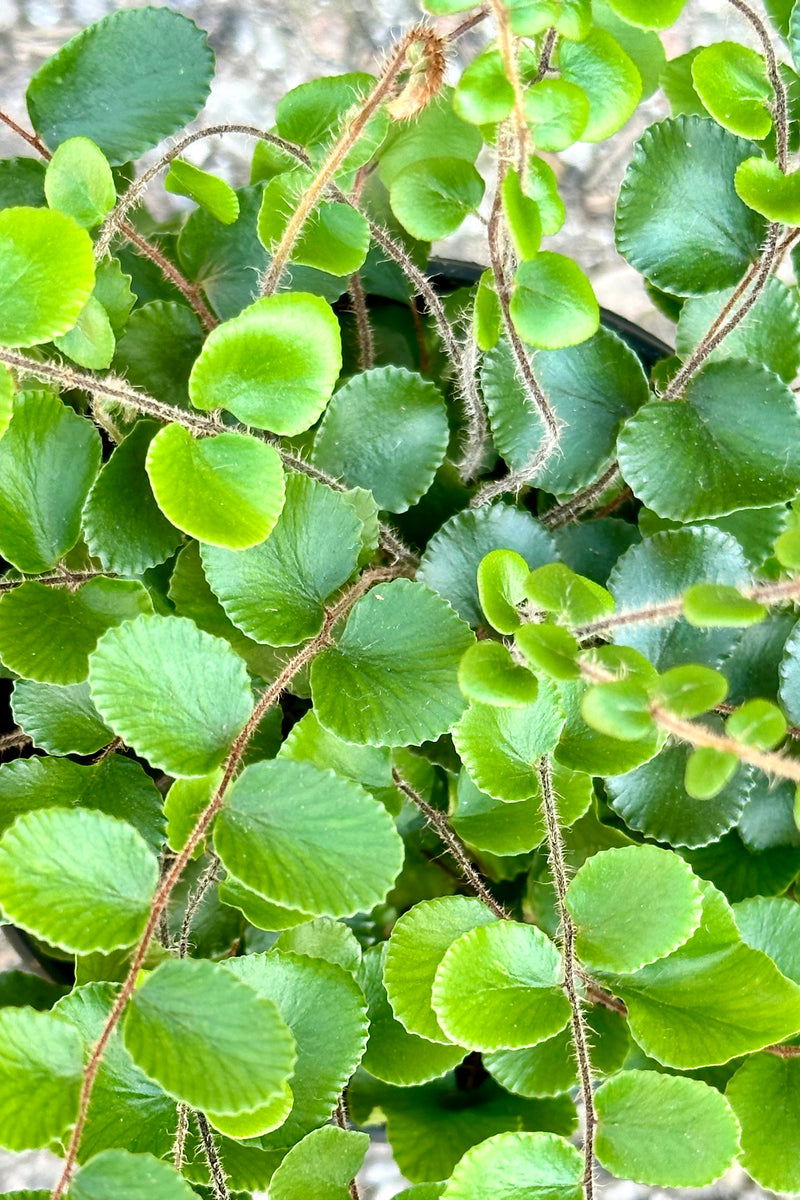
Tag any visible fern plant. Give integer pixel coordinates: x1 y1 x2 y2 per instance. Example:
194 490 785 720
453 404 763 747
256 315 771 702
3 2 800 1198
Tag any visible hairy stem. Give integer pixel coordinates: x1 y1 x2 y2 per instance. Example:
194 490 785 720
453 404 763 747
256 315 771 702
536 757 595 1200
728 0 789 172
0 729 31 755
332 1094 361 1200
489 0 531 180
348 270 375 371
0 108 50 157
48 568 396 1200
117 220 218 330
392 771 509 920
0 568 115 593
194 1111 231 1200
540 464 621 530
172 1104 190 1172
651 705 800 785
175 854 221 959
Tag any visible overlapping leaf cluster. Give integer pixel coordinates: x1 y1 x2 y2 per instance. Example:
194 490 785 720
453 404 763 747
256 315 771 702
3 2 800 1199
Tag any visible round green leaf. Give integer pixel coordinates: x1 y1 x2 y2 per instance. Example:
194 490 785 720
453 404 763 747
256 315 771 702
453 48 514 125
146 424 286 549
88 612 253 777
676 276 800 383
312 365 449 513
223 949 369 1145
565 844 703 973
0 578 153 685
652 664 729 718
555 674 665 777
418 504 557 628
683 582 767 627
559 29 642 142
523 80 589 152
601 0 687 28
258 174 370 276
0 206 95 345
201 473 362 646
477 548 530 634
11 679 112 756
274 914 363 974
0 1007 83 1151
736 156 800 225
442 1131 583 1200
311 579 474 747
692 42 772 139
581 680 654 742
619 362 800 521
269 1126 369 1200
53 293 115 370
615 116 766 295
389 157 484 241
515 624 581 682
727 698 787 750
214 758 404 917
452 762 592 856
432 922 571 1051
384 896 500 1043
82 420 182 575
458 641 539 708
26 8 214 163
44 136 115 229
481 328 648 494
70 1151 198 1200
525 156 565 235
275 73 388 172
165 159 239 225
124 958 296 1115
377 94 482 188
727 1055 800 1192
510 253 599 349
113 301 203 408
0 806 158 953
526 563 614 625
595 1071 740 1186
453 681 566 801
188 292 341 435
592 1 666 98
358 946 466 1087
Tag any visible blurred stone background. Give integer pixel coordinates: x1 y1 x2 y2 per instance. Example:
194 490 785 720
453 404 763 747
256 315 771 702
0 0 780 1196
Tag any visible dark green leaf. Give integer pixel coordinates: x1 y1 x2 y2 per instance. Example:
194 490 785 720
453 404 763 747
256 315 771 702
676 276 800 383
113 301 203 408
11 678 110 755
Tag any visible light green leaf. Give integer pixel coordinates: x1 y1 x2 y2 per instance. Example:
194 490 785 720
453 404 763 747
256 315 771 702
418 504 557 628
524 80 589 151
44 136 114 228
0 806 158 953
11 678 112 755
602 0 687 28
124 958 296 1114
269 1126 369 1200
442 1132 582 1200
0 390 101 573
274 915 362 974
565 844 702 973
592 1 666 98
595 1070 740 1186
0 362 13 439
0 753 164 850
556 672 664 776
275 73 387 172
727 1054 800 1192
510 253 599 349
312 365 449 513
581 680 654 742
432 922 571 1051
377 92 482 188
389 157 484 240
0 1007 83 1151
453 681 566 801
311 579 474 746
189 292 341 435
458 641 539 708
485 1007 629 1099
652 664 729 718
453 48 514 126
214 758 403 917
0 577 152 685
452 763 591 856
26 8 214 163
502 169 542 261
619 361 800 520
0 206 95 345
223 949 369 1145
692 42 771 139
89 613 253 777
279 708 394 805
165 159 239 224
525 156 565 235
677 276 800 383
508 0 590 37
219 877 313 932
616 116 766 295
735 155 800 224
146 424 286 549
70 1151 197 1200
477 548 530 634
53 292 115 370
612 881 800 1067
82 420 183 575
384 896 500 1043
258 173 370 276
515 625 581 681
526 562 614 625
683 583 766 628
559 29 642 141
358 945 466 1086
201 473 362 646
481 328 648 494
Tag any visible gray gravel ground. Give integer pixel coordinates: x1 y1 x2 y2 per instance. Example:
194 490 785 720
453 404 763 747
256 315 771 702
0 0 786 1195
